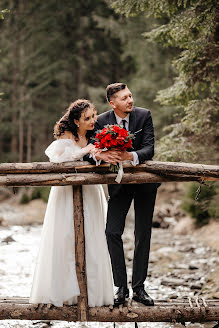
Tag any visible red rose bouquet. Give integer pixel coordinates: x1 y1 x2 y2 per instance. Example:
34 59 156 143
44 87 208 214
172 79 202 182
94 124 135 173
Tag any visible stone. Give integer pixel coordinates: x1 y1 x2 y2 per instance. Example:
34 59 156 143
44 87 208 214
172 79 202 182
190 283 202 290
189 264 199 270
161 278 186 287
1 235 15 244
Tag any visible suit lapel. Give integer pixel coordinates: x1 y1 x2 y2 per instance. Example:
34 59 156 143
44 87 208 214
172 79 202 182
109 110 117 125
129 107 136 133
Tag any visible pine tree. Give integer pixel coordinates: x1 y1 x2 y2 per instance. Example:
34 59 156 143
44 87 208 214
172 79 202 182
109 0 219 164
0 0 134 162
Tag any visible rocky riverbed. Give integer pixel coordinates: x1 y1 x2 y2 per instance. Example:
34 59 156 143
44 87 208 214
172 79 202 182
0 184 218 327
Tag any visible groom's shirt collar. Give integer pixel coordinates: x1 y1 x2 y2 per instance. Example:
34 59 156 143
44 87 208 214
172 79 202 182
114 112 130 128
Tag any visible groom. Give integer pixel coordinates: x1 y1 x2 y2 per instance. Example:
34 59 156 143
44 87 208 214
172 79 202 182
92 83 160 306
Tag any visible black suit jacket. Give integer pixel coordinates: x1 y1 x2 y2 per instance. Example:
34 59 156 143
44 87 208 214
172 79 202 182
85 106 160 193
95 107 154 163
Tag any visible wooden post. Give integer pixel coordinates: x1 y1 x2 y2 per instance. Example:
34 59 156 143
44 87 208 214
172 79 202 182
73 185 88 321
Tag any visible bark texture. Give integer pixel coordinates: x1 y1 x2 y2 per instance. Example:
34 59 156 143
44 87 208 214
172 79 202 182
0 298 218 322
0 171 218 187
73 185 88 321
0 161 218 178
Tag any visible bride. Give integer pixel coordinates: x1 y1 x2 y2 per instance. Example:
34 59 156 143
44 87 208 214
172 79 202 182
29 99 114 307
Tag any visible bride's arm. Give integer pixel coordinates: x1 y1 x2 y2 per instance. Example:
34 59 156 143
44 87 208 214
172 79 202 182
45 138 95 163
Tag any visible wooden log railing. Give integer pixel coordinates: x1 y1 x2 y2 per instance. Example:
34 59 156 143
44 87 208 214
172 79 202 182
0 160 219 323
1 297 219 323
0 161 218 186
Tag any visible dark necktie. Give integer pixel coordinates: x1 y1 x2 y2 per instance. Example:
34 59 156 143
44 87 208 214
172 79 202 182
121 119 127 130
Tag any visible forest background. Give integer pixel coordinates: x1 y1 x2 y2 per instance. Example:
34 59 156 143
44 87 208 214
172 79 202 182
0 0 218 165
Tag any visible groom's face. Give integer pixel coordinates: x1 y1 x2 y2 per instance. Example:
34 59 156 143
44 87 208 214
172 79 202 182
109 87 134 118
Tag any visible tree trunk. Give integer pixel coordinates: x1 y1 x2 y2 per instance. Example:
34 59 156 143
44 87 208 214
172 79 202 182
18 81 24 163
18 0 25 163
11 0 19 159
77 16 85 98
26 121 32 162
11 47 18 158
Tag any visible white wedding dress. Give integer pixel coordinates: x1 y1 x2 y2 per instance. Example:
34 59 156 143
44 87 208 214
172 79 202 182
29 139 114 307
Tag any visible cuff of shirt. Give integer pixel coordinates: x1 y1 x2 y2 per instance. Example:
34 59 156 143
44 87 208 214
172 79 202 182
130 152 139 166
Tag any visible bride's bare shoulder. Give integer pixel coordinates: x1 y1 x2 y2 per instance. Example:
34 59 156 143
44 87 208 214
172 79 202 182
58 131 74 140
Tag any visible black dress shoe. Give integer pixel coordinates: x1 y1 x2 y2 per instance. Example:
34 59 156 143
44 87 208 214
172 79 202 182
132 288 154 306
114 287 129 306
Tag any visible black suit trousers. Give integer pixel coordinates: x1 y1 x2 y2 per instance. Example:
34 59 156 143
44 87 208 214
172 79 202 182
105 184 157 291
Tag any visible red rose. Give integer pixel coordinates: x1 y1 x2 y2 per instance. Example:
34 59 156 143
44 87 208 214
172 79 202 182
95 125 134 151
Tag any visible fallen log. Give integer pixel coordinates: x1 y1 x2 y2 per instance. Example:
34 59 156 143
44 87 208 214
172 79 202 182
0 298 218 322
0 171 217 187
0 161 218 179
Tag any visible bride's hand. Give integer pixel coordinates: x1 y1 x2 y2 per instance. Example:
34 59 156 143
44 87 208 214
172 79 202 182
89 145 100 156
91 149 101 156
85 143 96 153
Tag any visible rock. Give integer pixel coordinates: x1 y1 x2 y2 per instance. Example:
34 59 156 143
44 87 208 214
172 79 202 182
173 216 195 235
32 321 52 327
212 291 219 299
153 195 186 229
161 278 186 287
195 258 209 264
0 187 13 201
163 216 177 226
0 204 24 226
190 283 202 290
1 235 15 244
189 264 199 270
178 246 195 252
193 220 219 252
169 293 178 299
126 250 133 261
0 199 46 226
171 263 188 270
157 247 176 254
194 247 207 255
149 254 159 263
152 220 161 228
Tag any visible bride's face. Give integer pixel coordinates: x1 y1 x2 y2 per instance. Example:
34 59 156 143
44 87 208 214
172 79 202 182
75 107 96 131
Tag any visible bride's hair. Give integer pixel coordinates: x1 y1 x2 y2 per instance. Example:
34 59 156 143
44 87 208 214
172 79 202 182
54 99 96 140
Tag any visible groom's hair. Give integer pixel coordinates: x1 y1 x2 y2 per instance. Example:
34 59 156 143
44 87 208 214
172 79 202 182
106 83 127 102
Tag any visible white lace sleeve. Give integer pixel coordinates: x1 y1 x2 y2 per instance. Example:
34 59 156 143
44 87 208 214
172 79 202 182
45 139 90 163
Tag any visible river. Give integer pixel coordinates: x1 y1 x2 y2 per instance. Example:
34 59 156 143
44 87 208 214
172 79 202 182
0 219 218 328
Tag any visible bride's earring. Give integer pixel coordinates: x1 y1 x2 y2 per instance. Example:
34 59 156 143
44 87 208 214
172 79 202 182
77 124 79 128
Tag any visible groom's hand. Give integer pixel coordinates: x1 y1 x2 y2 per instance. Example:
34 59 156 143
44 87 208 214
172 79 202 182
118 151 134 161
96 150 122 165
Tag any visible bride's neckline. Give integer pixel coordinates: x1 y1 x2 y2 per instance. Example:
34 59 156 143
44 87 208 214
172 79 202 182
58 138 87 149
58 131 88 148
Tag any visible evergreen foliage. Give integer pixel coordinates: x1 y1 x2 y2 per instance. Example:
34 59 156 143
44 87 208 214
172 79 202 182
0 0 134 162
182 182 219 225
31 187 51 203
113 14 179 141
110 0 219 164
0 8 9 20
